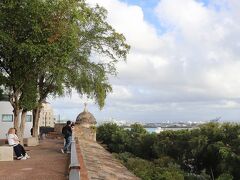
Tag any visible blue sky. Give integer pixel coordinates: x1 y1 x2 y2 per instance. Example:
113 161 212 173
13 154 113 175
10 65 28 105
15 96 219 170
120 0 159 25
119 0 211 33
51 0 240 124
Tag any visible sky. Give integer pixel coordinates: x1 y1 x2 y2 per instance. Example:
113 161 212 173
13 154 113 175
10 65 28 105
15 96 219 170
50 0 240 123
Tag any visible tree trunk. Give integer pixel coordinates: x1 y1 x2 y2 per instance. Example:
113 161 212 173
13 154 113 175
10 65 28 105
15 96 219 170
19 110 27 145
10 92 22 134
210 167 215 180
32 106 41 137
13 108 21 134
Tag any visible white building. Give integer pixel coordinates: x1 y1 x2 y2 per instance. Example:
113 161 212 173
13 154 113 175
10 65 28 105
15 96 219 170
0 101 32 139
39 102 55 127
0 101 55 139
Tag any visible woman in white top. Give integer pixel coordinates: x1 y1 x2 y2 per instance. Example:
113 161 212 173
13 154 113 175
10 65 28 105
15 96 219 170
7 128 30 160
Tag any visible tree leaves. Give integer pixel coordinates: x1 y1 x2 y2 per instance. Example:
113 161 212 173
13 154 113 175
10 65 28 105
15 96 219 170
97 122 240 179
0 0 130 139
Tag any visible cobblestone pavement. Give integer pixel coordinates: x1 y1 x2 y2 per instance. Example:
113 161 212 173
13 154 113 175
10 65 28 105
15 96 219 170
0 138 69 180
77 139 139 180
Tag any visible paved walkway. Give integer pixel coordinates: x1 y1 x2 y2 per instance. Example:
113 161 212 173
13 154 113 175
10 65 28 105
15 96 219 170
77 139 139 180
0 138 69 180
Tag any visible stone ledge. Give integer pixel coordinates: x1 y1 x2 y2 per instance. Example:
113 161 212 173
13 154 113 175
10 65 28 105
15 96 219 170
0 146 13 161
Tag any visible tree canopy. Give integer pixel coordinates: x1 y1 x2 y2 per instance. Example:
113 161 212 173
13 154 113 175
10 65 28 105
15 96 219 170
97 122 240 180
0 0 130 140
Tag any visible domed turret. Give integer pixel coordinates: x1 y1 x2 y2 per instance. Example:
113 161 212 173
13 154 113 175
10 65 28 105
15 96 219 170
75 103 96 127
74 103 97 141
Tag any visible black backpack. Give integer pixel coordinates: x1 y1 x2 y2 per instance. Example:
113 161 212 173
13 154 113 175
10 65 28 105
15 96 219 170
62 126 67 136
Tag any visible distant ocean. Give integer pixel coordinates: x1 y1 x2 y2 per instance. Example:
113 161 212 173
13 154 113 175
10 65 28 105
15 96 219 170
125 127 194 133
145 128 157 133
146 127 196 133
124 127 157 133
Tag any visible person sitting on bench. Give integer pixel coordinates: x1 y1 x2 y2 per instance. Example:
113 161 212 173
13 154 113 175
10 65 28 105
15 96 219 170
7 128 30 160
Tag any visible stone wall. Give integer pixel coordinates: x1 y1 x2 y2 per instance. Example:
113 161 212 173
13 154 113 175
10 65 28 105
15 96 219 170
74 125 96 141
54 123 65 134
76 138 139 180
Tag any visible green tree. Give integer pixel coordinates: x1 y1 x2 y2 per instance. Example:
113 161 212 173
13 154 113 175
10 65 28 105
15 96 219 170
125 157 155 180
97 123 240 179
217 173 233 180
126 123 147 156
140 133 157 159
31 0 130 137
97 123 129 152
0 0 130 140
0 0 56 140
0 88 5 100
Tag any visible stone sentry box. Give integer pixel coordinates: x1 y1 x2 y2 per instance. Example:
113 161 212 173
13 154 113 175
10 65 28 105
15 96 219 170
74 104 97 141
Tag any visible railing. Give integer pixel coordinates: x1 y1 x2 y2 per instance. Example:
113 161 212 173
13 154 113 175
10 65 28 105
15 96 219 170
69 134 80 180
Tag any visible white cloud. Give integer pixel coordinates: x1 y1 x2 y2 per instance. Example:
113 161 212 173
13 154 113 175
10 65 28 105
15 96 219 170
155 0 211 32
50 0 240 122
87 0 161 53
109 85 132 100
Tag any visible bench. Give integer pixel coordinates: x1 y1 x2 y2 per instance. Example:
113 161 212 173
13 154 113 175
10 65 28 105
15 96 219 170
1 137 39 147
0 137 37 161
0 145 13 161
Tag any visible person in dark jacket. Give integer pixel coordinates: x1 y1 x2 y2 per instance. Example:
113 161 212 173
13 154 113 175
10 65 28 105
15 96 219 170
61 120 72 153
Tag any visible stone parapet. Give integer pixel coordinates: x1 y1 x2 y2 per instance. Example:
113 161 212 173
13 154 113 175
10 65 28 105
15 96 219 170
76 138 139 180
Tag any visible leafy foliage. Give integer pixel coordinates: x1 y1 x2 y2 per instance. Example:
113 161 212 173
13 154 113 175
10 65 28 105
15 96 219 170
0 0 130 138
97 122 240 180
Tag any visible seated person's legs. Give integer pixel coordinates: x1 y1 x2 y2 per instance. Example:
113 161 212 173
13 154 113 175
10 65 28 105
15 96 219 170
13 144 24 159
19 144 26 156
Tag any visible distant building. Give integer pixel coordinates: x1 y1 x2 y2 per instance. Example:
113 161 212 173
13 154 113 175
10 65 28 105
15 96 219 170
0 101 32 139
39 102 55 127
0 101 55 139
